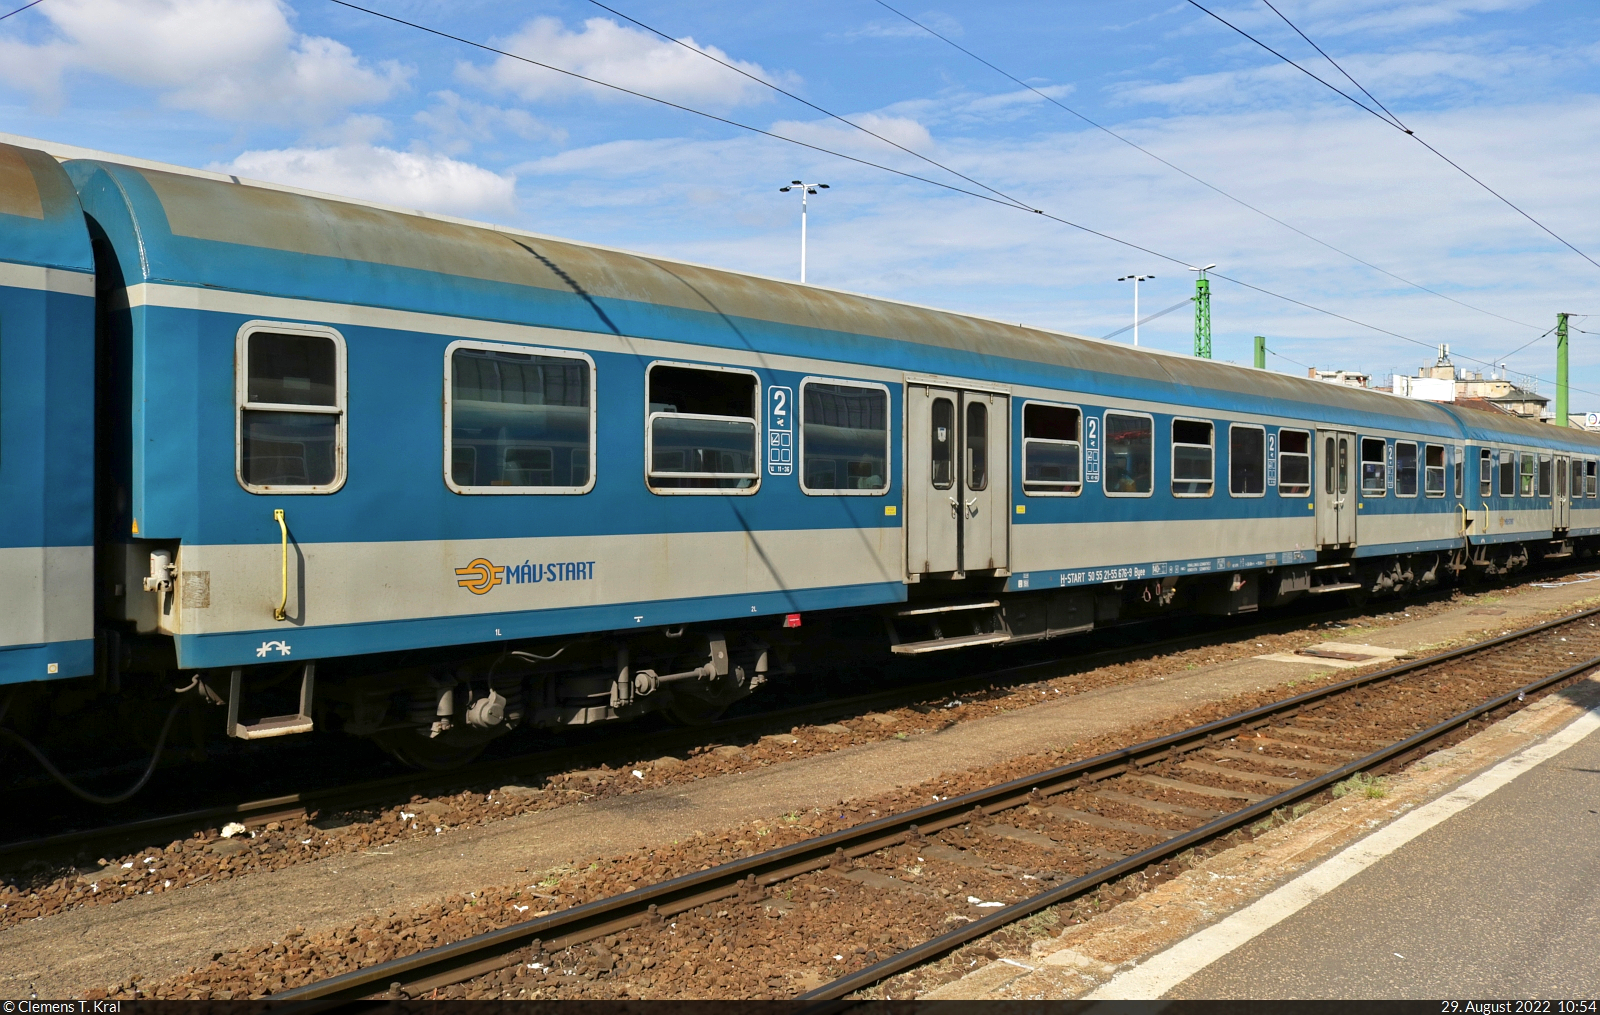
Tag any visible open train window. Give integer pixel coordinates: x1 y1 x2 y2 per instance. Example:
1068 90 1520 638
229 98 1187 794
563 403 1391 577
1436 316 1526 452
1278 428 1310 496
1424 444 1445 497
1171 419 1213 497
1588 460 1597 498
1520 453 1536 497
1229 425 1265 497
236 322 346 494
1103 412 1152 497
445 342 595 494
1453 446 1463 499
1360 438 1386 496
799 379 889 495
1499 450 1515 497
1537 454 1552 497
1571 458 1583 501
1395 441 1418 497
1479 449 1492 497
646 362 759 494
1022 402 1082 496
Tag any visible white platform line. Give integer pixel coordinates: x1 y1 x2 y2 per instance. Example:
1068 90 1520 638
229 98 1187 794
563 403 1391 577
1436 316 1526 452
1083 703 1600 1000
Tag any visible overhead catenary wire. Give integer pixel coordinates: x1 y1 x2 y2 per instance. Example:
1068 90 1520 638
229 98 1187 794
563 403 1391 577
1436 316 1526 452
1188 0 1600 275
1259 0 1408 131
581 0 1032 213
329 0 1596 399
0 0 46 22
869 0 1539 332
1101 297 1193 341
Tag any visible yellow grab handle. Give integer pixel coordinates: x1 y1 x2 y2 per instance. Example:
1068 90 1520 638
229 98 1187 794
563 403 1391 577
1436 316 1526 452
273 509 288 621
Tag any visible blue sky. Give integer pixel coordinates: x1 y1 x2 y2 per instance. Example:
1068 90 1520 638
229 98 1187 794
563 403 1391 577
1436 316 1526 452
4 0 1600 406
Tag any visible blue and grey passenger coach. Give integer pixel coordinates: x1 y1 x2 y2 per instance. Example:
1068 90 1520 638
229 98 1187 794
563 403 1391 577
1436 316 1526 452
4 133 1599 773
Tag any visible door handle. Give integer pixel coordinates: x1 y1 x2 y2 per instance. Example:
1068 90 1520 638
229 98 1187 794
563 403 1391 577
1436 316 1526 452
949 497 959 517
965 497 978 518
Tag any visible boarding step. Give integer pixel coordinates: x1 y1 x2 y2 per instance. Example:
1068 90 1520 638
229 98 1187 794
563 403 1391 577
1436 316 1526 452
886 600 1010 655
228 664 316 739
890 631 1012 655
1306 582 1363 594
1311 562 1351 570
895 600 1001 617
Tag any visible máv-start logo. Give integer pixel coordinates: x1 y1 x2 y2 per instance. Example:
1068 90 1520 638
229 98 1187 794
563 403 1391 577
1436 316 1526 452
455 557 598 595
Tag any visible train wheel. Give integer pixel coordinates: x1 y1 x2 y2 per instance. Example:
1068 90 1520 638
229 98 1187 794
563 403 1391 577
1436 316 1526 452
660 691 729 726
370 728 492 770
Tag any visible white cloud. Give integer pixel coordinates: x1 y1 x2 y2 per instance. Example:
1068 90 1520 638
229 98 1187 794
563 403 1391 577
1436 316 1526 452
461 16 785 108
0 0 407 124
837 12 964 41
212 144 516 217
414 91 566 156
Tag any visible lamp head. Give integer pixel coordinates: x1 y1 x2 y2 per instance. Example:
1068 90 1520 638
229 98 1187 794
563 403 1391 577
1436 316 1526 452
779 186 791 192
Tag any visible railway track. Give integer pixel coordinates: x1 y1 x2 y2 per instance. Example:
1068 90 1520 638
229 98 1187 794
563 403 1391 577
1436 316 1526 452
265 603 1600 1002
0 591 1413 868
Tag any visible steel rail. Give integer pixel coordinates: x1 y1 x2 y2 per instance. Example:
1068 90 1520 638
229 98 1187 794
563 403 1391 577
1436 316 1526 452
273 604 1600 1001
1 598 1362 863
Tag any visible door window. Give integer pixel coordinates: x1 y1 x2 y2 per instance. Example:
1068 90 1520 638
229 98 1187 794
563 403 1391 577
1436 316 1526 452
965 401 988 492
930 397 955 490
1338 437 1350 495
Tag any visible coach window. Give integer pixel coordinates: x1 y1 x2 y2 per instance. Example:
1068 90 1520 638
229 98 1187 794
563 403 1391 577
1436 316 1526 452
1453 447 1463 499
1229 425 1265 497
1104 412 1152 496
1278 429 1310 496
1588 460 1597 498
1424 445 1446 497
1171 420 1213 497
446 343 594 494
646 363 759 493
237 323 345 493
1520 452 1536 498
1571 458 1583 501
1022 402 1082 495
1395 441 1418 497
1498 450 1515 497
1360 438 1387 496
1538 454 1552 497
799 380 889 494
1479 449 1492 497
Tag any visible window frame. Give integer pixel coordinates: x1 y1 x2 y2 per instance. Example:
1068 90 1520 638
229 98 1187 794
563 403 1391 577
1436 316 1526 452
644 359 762 497
1359 437 1388 497
1423 443 1446 498
1519 452 1536 498
1394 440 1419 498
443 339 597 496
796 376 892 497
1277 427 1312 497
1102 410 1155 499
1021 399 1084 498
1588 459 1598 498
1170 416 1215 498
1479 447 1492 498
1537 453 1552 498
1499 449 1516 498
1227 423 1266 498
235 320 348 495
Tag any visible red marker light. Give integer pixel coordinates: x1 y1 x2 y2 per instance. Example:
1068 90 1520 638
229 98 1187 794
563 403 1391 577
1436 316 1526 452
783 613 802 628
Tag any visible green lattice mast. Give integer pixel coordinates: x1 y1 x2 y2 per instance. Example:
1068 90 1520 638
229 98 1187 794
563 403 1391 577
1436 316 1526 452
1192 265 1213 358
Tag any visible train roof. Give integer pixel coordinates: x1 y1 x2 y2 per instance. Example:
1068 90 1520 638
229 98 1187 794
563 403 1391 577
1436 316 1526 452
15 132 1600 452
0 141 94 275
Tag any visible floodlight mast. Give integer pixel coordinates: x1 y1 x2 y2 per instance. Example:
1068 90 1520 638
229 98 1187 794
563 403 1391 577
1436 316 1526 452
779 181 829 283
1117 274 1155 346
